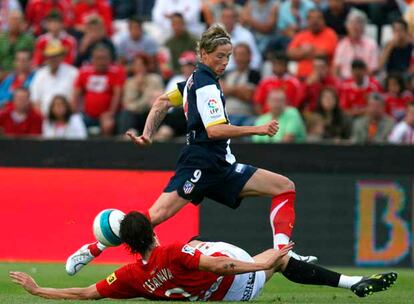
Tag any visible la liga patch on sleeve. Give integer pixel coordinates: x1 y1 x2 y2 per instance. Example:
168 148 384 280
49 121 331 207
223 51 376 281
182 244 196 256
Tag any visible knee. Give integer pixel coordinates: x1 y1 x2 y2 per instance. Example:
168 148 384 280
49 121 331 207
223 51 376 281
149 206 171 226
280 177 295 192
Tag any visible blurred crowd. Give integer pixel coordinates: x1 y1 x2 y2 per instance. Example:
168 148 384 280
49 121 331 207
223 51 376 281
0 0 414 145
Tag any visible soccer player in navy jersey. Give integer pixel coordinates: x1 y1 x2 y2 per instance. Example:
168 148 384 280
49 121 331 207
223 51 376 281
66 24 314 275
12 212 397 301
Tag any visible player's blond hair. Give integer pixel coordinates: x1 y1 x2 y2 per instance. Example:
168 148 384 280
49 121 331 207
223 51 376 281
197 24 231 57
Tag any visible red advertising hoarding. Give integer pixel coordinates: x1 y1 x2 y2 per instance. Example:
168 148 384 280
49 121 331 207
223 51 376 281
0 168 199 263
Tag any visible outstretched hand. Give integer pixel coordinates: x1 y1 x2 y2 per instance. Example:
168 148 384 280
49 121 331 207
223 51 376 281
9 271 39 295
257 120 279 137
264 242 294 270
126 131 152 146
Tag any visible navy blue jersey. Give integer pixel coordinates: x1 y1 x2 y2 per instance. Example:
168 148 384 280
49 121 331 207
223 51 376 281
177 63 236 164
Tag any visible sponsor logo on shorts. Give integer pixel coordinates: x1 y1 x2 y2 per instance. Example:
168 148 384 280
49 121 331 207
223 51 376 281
106 272 117 285
241 272 256 301
183 180 195 194
182 244 196 256
235 163 246 174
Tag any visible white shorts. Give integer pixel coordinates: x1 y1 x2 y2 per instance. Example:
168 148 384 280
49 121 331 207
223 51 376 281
195 241 266 301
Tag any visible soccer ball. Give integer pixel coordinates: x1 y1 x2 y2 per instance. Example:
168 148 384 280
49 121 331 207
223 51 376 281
93 209 125 247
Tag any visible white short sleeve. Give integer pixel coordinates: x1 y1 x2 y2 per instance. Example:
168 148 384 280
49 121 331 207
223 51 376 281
195 84 227 128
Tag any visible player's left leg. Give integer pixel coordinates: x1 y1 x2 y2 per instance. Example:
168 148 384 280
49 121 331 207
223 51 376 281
256 254 398 298
239 168 316 262
147 191 189 226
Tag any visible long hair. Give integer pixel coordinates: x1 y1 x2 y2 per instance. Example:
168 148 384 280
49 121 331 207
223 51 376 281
197 24 231 58
48 95 72 123
315 87 343 123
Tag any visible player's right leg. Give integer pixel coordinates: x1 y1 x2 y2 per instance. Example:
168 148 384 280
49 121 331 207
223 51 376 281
240 168 317 263
65 191 188 275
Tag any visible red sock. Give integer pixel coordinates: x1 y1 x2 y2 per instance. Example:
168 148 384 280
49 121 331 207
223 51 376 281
270 191 296 249
88 242 102 257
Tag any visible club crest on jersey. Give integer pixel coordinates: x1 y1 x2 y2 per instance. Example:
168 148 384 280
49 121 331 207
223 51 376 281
182 244 196 256
235 163 246 173
183 180 195 194
207 99 220 115
106 272 117 285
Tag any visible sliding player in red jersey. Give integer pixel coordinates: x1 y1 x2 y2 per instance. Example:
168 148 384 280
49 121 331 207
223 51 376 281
66 24 315 275
11 212 397 301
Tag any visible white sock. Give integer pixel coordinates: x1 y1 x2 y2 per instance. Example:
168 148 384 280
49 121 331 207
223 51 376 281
273 233 289 249
97 242 107 251
338 275 363 289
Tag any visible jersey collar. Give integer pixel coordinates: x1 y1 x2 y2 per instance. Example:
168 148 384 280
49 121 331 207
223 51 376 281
197 63 219 80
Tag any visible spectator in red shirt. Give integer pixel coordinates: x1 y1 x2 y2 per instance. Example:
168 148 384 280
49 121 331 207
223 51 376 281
302 55 338 112
0 87 42 136
73 45 125 136
384 73 413 121
72 0 113 36
339 59 382 118
253 52 303 114
32 11 77 66
25 0 72 36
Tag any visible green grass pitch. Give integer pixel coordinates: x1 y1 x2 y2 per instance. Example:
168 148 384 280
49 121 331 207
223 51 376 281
1 262 411 303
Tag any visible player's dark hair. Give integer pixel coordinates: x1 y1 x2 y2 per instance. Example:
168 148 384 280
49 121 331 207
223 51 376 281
120 211 155 256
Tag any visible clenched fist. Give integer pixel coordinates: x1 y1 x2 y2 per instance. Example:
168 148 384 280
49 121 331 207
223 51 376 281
257 120 279 137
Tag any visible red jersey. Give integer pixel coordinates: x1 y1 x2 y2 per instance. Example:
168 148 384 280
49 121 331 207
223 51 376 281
384 91 413 121
72 0 113 35
96 243 234 301
303 76 338 111
0 105 42 136
254 74 304 113
340 76 382 111
33 32 77 66
75 65 125 118
25 0 73 36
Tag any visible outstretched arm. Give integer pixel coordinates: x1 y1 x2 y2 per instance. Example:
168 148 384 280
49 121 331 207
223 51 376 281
198 243 293 276
206 119 278 140
127 93 173 145
9 271 102 300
